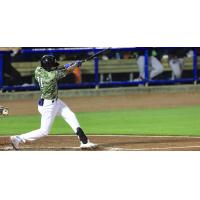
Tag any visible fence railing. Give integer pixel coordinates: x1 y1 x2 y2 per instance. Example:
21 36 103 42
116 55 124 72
0 47 198 91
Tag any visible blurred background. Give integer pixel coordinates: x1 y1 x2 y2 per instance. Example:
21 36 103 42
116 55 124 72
0 47 198 91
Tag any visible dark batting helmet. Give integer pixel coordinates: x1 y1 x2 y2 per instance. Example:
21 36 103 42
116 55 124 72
40 55 59 71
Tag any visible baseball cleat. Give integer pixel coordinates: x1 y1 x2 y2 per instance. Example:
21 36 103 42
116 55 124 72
10 136 22 150
80 141 98 150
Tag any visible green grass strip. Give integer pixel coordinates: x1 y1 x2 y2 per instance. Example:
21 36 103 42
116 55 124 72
0 106 200 136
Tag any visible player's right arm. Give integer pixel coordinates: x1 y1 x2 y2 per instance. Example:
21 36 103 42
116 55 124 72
54 68 68 80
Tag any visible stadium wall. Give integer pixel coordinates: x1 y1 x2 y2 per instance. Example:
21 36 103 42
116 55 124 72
1 85 200 101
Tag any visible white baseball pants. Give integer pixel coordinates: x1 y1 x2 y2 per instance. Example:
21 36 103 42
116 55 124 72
137 56 164 79
19 98 80 142
169 58 184 80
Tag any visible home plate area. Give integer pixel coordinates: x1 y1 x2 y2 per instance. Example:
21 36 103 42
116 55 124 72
1 135 200 151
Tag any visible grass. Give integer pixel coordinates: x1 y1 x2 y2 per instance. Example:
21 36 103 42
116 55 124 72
1 105 200 136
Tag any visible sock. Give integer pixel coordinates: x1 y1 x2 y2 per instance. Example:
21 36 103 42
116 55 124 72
76 127 88 144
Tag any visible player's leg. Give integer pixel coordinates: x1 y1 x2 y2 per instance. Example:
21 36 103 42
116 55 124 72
169 58 182 79
150 56 164 79
56 99 86 141
11 102 58 149
179 58 184 75
57 99 81 132
20 106 56 141
136 56 145 80
57 99 97 148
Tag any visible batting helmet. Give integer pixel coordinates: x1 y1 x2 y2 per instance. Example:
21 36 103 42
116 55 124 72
40 55 59 71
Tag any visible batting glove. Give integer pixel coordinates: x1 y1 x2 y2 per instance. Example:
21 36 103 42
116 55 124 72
65 63 73 69
65 61 82 69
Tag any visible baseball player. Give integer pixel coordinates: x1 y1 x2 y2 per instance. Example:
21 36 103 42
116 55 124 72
10 55 97 150
167 48 192 80
135 48 164 81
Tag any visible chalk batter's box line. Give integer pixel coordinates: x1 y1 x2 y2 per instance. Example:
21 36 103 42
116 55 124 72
48 135 200 139
120 145 200 151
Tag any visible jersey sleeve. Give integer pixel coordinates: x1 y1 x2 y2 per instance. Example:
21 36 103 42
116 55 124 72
55 68 67 80
35 66 67 82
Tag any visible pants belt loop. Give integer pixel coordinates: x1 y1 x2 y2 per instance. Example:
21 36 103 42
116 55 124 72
52 97 58 103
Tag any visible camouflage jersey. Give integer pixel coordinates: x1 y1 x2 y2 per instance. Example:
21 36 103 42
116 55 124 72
35 66 67 100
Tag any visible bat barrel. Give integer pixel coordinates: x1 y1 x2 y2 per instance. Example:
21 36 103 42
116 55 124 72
85 48 111 62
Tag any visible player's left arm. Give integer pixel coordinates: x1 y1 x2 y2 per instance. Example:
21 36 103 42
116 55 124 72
55 61 82 80
64 61 82 73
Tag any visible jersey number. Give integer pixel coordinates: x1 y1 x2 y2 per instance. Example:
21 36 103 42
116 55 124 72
37 77 44 88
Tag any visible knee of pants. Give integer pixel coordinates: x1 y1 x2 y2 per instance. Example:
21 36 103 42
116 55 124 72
174 71 182 78
68 111 76 120
61 108 78 122
40 129 49 137
157 66 164 74
170 66 182 78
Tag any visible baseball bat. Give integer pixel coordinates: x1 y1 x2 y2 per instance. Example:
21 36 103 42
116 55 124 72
58 48 111 70
81 48 111 63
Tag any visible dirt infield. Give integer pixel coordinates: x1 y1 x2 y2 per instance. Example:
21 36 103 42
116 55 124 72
1 135 200 151
1 92 200 115
1 91 200 151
